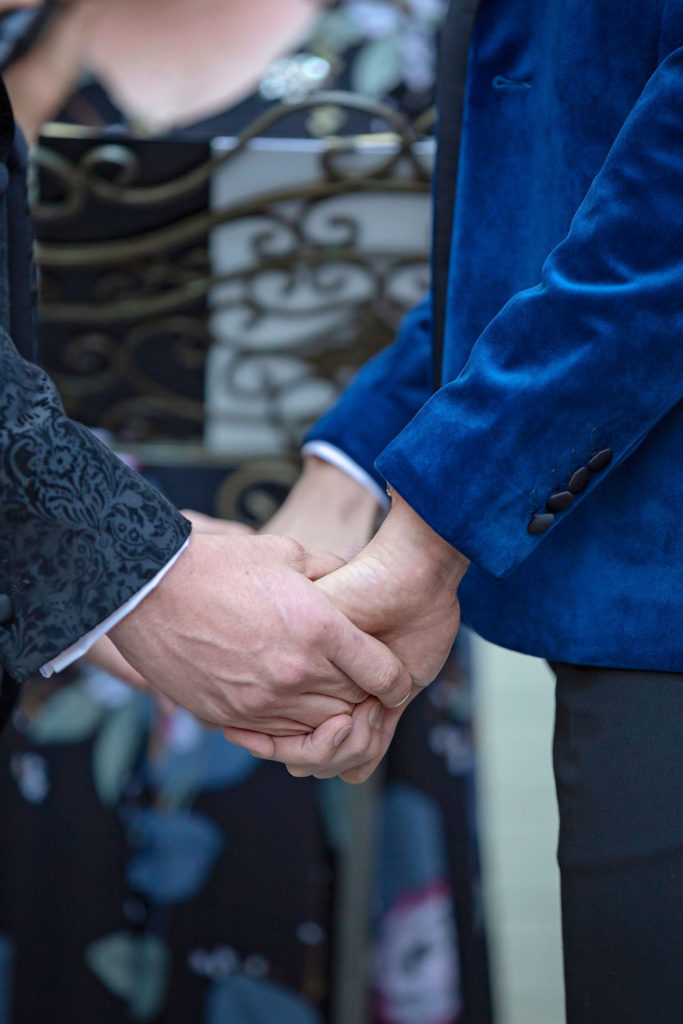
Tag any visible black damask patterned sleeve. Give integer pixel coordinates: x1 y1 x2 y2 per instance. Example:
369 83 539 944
0 327 191 681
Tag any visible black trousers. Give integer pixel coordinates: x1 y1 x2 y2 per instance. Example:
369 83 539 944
552 663 683 1024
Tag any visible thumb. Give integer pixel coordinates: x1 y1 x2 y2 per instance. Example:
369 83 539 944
222 726 276 758
314 558 379 626
300 548 347 581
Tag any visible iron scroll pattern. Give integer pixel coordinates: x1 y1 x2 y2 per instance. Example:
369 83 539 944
32 94 432 451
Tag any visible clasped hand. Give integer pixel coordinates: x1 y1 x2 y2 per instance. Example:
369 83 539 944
109 530 413 738
104 466 468 784
196 489 469 783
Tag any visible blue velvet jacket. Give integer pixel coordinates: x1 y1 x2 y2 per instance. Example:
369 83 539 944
308 0 683 670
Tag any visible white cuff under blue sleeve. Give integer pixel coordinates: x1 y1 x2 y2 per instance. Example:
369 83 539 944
301 440 390 510
39 537 191 677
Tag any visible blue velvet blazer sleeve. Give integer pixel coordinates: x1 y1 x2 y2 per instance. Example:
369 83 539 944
375 42 683 579
304 294 434 487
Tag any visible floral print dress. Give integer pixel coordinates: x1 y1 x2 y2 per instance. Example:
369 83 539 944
0 635 491 1024
0 4 492 1021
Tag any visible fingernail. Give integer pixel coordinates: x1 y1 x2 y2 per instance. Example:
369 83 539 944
391 691 411 709
333 724 352 747
370 703 383 729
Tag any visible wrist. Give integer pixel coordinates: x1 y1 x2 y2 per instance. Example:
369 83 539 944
302 454 378 497
299 455 381 522
369 489 469 590
109 537 195 653
264 456 381 555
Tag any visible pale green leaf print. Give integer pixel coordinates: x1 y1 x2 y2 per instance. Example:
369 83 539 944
130 936 171 1021
92 701 146 805
351 36 403 97
85 932 170 1021
312 10 365 54
85 932 135 1001
26 685 104 745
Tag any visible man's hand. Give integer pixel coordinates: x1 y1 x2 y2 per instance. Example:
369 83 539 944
318 491 469 689
108 531 412 733
223 491 469 780
84 516 254 718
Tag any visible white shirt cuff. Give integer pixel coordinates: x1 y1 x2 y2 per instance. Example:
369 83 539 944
39 537 191 677
301 441 390 510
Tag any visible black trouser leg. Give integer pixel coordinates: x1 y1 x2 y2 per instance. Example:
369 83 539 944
552 663 683 1024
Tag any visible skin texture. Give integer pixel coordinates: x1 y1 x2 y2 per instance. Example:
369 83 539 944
183 458 469 782
224 484 469 781
264 456 382 561
84 634 150 692
3 0 106 143
108 530 413 733
85 518 254 723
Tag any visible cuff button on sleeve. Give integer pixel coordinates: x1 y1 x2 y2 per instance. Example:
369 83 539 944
568 466 591 494
588 448 614 473
530 448 614 536
546 490 574 513
528 512 556 535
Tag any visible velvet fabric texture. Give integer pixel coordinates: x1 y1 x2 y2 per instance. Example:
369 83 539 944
308 0 683 670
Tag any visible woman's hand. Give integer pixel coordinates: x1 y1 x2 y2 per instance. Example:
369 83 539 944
262 455 382 557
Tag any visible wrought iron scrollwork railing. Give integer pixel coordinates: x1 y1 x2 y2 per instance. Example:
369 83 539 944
32 92 433 521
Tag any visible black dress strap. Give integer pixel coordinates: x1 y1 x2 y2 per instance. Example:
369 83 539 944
0 76 14 165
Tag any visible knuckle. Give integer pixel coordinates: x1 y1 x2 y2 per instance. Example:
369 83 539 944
242 686 268 716
257 689 280 715
307 609 337 648
275 535 305 564
373 658 402 696
278 654 309 689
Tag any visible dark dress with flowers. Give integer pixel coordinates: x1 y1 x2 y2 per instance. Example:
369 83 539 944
0 3 492 1021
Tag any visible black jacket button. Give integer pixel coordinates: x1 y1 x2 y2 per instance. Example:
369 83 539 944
568 467 590 494
546 490 574 513
0 594 15 625
528 512 555 535
588 448 613 473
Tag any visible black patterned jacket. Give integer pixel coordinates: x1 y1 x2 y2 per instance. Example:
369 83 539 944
0 80 190 706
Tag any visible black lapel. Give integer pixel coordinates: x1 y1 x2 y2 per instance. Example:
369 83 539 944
432 0 481 387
